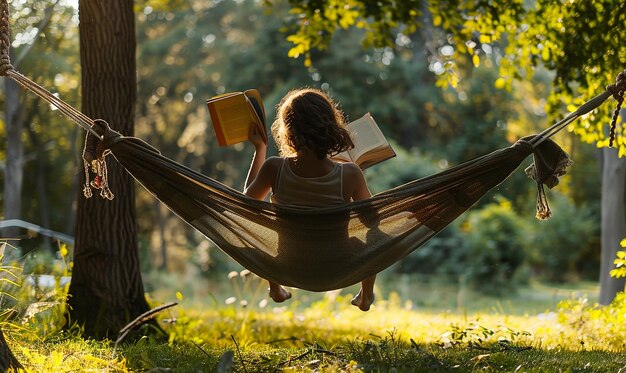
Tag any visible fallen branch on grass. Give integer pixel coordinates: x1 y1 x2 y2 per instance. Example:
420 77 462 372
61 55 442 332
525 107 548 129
115 302 177 346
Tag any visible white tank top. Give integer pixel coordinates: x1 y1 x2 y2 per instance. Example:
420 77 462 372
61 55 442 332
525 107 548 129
270 158 345 207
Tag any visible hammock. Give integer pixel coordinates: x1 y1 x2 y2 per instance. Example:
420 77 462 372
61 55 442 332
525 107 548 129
82 125 572 291
1 2 624 291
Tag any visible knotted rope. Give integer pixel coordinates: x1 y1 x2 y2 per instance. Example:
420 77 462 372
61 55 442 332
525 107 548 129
607 70 626 147
0 0 13 74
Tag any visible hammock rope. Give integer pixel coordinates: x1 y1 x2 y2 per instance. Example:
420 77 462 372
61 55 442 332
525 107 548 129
2 0 626 291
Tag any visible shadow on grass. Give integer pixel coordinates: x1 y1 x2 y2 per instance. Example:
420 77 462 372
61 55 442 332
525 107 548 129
120 336 626 372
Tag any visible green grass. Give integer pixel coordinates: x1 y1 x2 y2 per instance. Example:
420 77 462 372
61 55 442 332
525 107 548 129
5 279 626 372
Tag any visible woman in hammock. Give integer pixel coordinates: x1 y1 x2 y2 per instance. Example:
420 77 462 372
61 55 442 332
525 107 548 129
244 88 376 311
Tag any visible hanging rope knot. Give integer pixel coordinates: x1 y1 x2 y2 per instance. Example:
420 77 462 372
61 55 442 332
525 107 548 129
0 54 13 76
0 0 13 76
524 137 574 220
606 70 626 147
82 119 116 200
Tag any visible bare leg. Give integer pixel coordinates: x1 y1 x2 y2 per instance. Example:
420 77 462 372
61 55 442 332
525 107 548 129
268 281 292 303
351 275 376 311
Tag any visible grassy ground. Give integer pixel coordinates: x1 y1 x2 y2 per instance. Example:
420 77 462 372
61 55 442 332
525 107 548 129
5 274 626 372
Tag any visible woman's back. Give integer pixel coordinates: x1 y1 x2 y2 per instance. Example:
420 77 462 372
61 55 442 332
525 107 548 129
271 157 345 207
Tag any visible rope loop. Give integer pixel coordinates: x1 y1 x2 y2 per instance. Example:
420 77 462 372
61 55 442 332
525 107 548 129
82 119 115 200
606 70 626 147
0 0 13 76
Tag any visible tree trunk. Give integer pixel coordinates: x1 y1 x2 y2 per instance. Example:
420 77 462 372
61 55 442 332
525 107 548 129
599 109 626 305
0 328 22 372
27 123 52 253
67 0 150 339
3 76 23 242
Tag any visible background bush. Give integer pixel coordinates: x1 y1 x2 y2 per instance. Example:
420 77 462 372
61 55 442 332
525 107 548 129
524 194 599 282
460 198 529 295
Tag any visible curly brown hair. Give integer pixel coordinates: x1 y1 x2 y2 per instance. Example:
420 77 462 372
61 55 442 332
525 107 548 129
271 88 354 159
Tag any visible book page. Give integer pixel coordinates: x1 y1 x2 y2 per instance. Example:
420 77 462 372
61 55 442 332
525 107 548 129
215 98 252 144
347 113 388 160
332 150 353 163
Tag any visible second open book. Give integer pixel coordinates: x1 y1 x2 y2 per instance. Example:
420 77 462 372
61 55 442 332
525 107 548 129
332 113 396 169
207 90 395 169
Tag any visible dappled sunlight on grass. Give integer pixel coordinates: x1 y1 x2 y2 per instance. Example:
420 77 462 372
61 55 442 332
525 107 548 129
163 290 617 353
4 267 624 372
6 290 626 372
124 290 626 371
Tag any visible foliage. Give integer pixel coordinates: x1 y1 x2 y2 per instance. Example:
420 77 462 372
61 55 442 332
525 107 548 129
461 198 529 295
0 242 21 295
557 293 626 351
364 143 438 194
18 244 72 335
610 243 626 279
393 220 465 279
281 0 626 152
0 242 72 338
427 0 626 153
268 0 421 67
524 195 600 282
438 322 531 351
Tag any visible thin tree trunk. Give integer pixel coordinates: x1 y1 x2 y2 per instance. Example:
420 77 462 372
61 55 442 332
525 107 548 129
26 121 52 253
3 76 23 242
65 127 79 236
599 109 626 305
1 0 59 246
67 0 150 339
156 199 167 270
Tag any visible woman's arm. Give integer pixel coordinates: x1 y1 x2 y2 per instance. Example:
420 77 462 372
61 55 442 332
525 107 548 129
244 126 267 190
344 163 372 201
244 126 281 200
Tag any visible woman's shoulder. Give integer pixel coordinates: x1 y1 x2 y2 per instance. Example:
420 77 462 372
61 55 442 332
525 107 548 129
340 161 362 173
339 161 365 179
260 156 284 175
264 156 284 168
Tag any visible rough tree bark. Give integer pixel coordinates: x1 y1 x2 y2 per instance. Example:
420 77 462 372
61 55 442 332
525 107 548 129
67 0 150 339
600 109 626 305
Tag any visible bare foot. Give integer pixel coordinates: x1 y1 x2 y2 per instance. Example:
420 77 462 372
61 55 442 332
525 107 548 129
269 286 292 303
351 290 375 311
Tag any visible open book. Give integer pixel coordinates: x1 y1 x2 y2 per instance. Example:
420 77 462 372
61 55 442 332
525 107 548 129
206 89 267 146
333 113 396 169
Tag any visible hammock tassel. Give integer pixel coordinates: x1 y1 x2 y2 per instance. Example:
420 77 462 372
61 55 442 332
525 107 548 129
82 120 115 200
533 183 551 220
524 137 574 220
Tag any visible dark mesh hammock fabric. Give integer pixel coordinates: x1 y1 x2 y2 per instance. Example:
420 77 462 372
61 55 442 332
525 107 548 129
83 124 571 292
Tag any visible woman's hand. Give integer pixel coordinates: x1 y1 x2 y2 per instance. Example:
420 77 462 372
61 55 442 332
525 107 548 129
248 124 266 150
